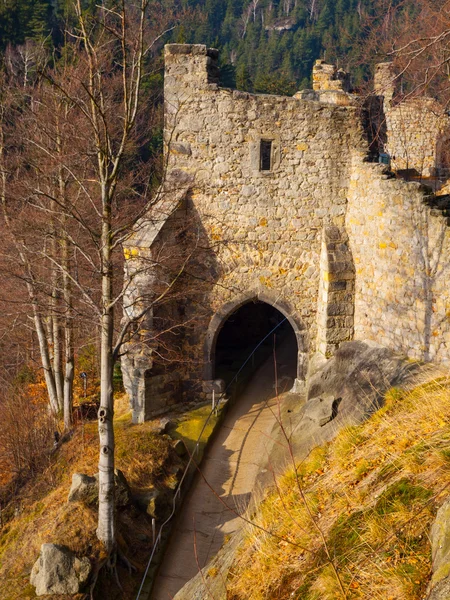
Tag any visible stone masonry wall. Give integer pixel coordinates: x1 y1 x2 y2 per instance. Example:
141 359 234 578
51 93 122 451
316 226 355 357
163 44 365 390
346 160 450 365
385 98 447 177
374 62 450 177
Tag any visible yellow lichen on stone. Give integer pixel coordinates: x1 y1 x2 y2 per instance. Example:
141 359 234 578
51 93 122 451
124 247 139 260
259 276 273 288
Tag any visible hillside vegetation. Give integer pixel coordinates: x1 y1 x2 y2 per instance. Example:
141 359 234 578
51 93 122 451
223 378 450 599
0 394 182 600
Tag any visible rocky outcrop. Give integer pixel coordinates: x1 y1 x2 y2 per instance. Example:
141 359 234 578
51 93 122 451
427 498 450 599
306 340 424 421
30 544 91 596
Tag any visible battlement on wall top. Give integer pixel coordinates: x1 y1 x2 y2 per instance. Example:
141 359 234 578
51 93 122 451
164 44 358 106
164 44 220 86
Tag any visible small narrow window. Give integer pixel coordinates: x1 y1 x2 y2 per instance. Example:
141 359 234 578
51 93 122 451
260 140 272 171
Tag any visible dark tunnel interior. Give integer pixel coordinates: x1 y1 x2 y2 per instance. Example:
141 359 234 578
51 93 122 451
214 301 298 391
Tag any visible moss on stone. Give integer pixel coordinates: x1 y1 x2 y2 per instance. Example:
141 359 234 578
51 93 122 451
172 404 223 453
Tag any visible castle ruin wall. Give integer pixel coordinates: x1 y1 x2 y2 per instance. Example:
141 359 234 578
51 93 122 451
374 62 450 177
346 161 450 364
123 45 450 421
163 44 364 387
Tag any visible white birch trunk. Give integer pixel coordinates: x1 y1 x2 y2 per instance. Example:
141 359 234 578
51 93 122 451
62 241 74 431
50 201 64 411
64 344 74 430
58 130 74 431
31 296 60 414
96 203 116 551
52 293 64 411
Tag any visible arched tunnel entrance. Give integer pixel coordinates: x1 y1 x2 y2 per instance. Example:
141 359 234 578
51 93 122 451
213 300 298 394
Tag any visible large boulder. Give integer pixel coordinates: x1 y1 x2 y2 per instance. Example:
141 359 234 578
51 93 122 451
30 544 91 596
68 470 131 507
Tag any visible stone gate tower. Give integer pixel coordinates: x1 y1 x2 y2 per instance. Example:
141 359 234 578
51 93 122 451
122 46 450 423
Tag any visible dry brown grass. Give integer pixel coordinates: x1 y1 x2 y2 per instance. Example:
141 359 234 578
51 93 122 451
226 376 450 600
0 392 179 600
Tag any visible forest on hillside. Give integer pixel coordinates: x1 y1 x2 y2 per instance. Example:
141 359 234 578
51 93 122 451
0 0 422 94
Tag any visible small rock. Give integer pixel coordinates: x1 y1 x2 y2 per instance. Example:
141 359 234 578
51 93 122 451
135 488 160 517
135 488 170 520
167 476 180 491
114 469 132 507
171 142 192 156
154 417 172 435
30 544 91 596
173 439 187 457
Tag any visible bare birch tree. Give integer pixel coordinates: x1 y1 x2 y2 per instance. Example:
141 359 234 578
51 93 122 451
0 89 64 417
36 0 175 558
0 63 80 428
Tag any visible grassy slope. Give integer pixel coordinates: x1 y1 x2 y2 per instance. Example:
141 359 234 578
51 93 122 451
225 377 450 600
0 394 182 600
